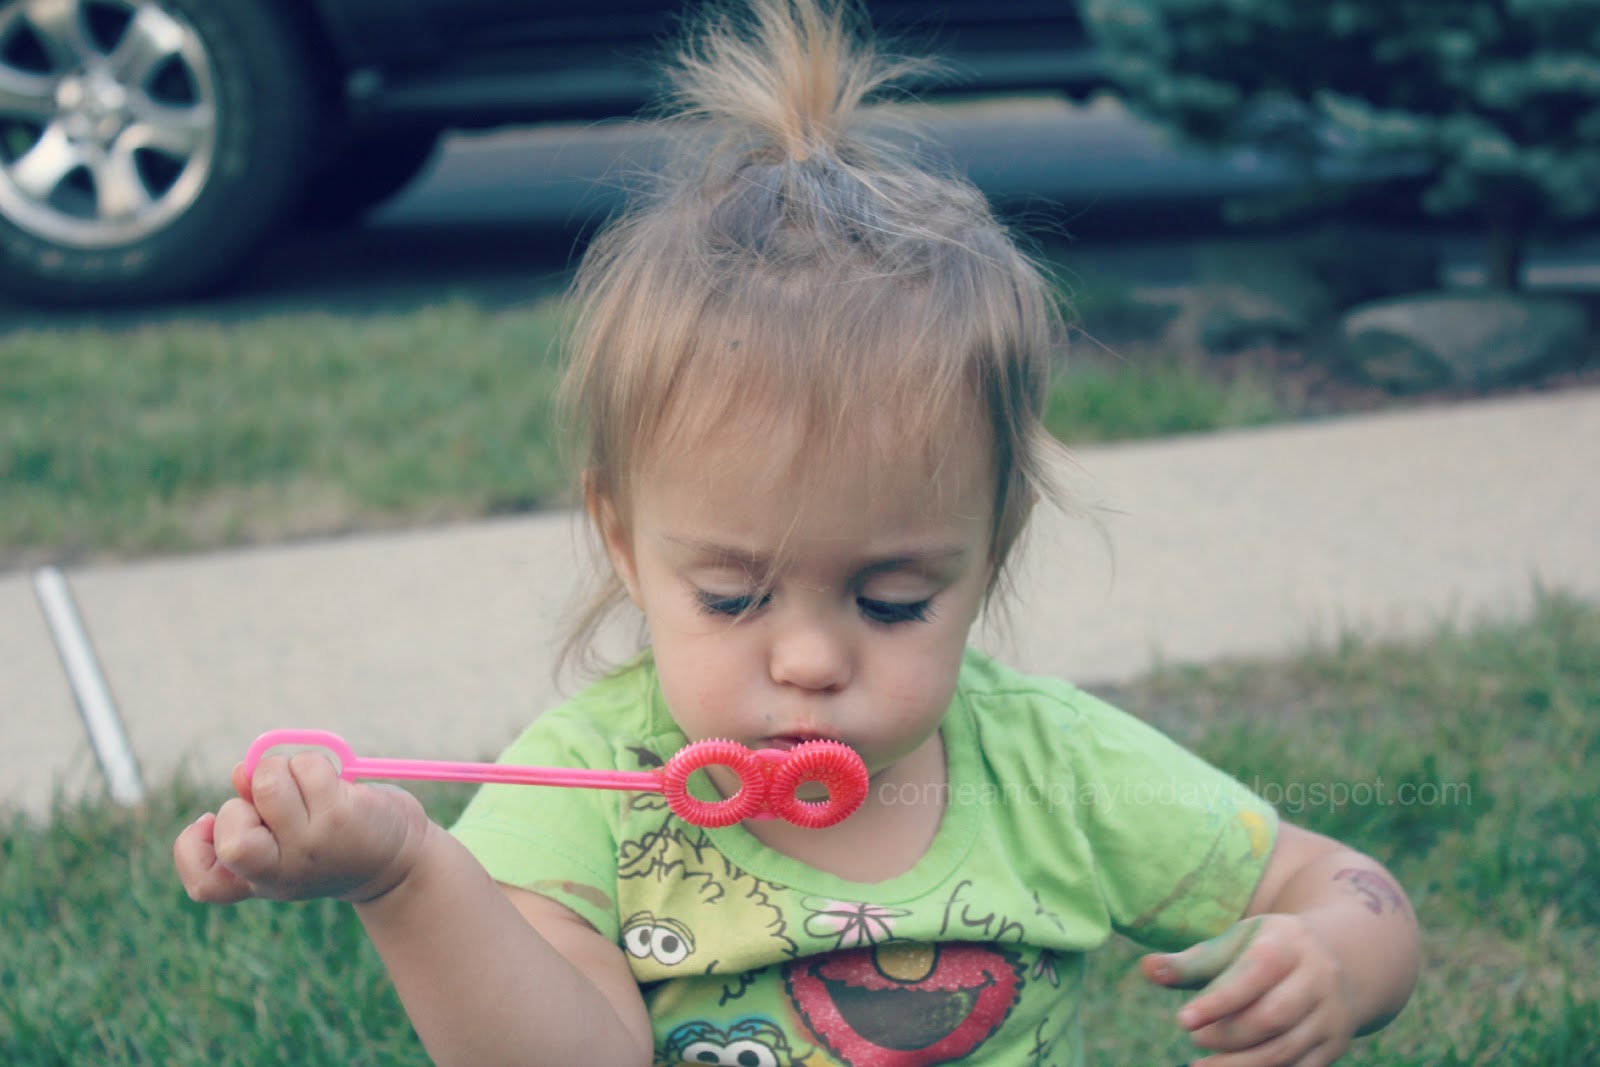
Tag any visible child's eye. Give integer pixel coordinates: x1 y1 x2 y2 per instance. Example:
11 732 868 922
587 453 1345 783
857 597 933 625
694 590 769 617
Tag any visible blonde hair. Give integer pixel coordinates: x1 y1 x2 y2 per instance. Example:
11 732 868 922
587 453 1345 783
557 0 1073 678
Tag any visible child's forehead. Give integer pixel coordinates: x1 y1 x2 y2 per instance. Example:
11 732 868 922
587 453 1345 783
605 294 1002 528
636 407 994 539
638 457 992 577
651 396 989 492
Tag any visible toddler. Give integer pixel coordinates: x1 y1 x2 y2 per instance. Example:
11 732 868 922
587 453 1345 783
175 1 1420 1063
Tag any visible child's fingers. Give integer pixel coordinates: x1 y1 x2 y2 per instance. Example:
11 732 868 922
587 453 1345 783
173 812 255 904
1143 918 1263 990
211 795 281 881
248 754 313 839
230 760 252 802
286 750 346 816
1190 1023 1335 1067
1186 965 1311 1052
1178 937 1294 1034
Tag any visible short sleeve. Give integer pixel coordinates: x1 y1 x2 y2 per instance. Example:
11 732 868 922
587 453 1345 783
1067 691 1278 951
450 709 626 942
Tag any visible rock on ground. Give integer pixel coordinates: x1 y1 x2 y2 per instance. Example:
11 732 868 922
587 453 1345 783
1340 292 1589 394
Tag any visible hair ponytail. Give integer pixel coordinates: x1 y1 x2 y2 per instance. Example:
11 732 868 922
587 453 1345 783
665 0 920 167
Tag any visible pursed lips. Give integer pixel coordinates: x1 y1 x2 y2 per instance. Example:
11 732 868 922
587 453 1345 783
756 730 849 752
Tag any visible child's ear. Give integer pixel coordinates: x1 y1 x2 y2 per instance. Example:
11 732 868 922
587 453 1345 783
584 471 642 606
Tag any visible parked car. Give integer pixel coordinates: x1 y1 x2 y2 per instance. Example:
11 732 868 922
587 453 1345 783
0 0 1103 306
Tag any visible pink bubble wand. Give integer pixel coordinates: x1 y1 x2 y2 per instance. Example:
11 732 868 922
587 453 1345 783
243 729 870 829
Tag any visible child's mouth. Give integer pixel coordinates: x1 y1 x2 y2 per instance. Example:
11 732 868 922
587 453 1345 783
760 734 836 752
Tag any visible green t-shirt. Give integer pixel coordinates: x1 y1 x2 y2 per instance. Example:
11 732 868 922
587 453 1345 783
451 648 1277 1066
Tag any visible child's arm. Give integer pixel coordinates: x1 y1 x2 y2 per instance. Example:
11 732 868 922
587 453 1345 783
173 753 653 1067
1140 822 1419 1066
352 827 653 1066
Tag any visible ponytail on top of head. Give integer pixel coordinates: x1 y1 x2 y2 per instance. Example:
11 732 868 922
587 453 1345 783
657 0 981 272
665 0 932 165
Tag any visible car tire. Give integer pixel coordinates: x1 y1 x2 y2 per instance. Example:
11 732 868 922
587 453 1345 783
0 0 319 306
296 128 441 229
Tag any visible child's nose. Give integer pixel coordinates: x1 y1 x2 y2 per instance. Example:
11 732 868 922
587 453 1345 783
769 617 853 692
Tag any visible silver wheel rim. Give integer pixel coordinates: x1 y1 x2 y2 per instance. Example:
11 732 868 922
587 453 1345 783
0 0 217 249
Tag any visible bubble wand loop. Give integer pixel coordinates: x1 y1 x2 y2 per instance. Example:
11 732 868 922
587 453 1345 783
242 729 869 829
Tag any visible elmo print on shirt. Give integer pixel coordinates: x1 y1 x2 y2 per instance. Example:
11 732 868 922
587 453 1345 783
784 942 1024 1066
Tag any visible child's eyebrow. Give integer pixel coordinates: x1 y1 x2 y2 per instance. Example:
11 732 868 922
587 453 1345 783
662 536 769 567
855 547 969 576
661 535 968 573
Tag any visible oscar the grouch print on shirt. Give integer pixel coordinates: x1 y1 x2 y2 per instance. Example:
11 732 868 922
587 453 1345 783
659 1018 800 1067
617 791 798 984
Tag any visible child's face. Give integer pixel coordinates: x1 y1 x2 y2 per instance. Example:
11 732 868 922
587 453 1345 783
597 425 993 780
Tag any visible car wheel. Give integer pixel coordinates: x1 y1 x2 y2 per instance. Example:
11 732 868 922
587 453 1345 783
0 0 318 305
297 128 441 229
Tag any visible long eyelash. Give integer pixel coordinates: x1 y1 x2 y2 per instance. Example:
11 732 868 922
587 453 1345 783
858 597 935 625
694 589 934 624
694 590 767 617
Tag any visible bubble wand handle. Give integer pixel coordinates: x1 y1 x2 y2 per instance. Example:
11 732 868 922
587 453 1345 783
240 729 868 829
243 730 662 791
334 754 663 791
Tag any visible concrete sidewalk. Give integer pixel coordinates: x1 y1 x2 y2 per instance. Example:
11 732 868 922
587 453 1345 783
7 387 1598 819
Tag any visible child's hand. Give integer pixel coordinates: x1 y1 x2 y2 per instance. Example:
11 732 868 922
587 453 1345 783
174 753 429 905
1140 915 1358 1066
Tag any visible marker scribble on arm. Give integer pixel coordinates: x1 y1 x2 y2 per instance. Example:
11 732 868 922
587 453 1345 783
1333 868 1409 916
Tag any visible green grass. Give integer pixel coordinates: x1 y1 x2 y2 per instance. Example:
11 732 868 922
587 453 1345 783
1 776 477 1066
0 300 571 565
5 594 1596 1065
0 296 1287 565
1081 592 1600 1065
1043 344 1282 443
